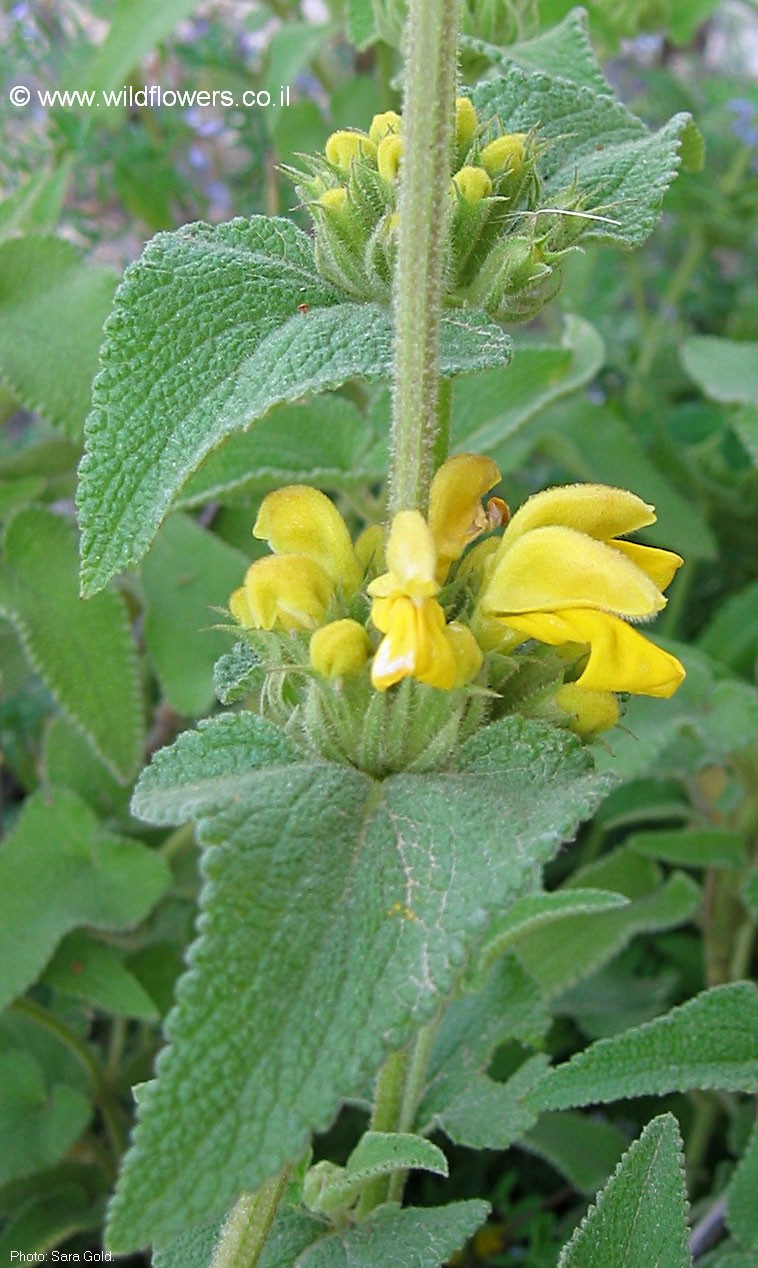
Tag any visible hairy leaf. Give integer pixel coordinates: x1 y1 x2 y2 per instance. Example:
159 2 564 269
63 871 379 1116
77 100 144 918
107 712 607 1249
0 236 116 438
558 1115 690 1268
0 507 144 780
78 217 511 595
0 788 170 1014
141 513 248 716
521 1111 628 1195
531 983 758 1113
727 1118 758 1251
0 1051 92 1186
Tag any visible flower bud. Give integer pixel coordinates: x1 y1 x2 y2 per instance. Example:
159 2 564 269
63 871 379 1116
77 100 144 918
310 619 371 679
377 134 403 182
480 133 527 177
556 683 620 738
446 621 484 686
325 130 377 170
369 110 402 144
452 165 493 204
318 187 349 214
231 555 333 632
456 96 478 148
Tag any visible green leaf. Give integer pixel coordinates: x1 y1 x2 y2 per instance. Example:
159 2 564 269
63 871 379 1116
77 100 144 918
43 715 130 819
557 1115 690 1268
78 217 510 596
0 1183 103 1260
345 0 379 49
42 931 159 1020
628 828 747 871
477 888 629 975
107 712 607 1249
531 983 758 1114
463 8 609 92
473 70 692 248
305 1134 448 1214
515 860 700 1000
85 0 205 93
452 315 605 461
141 513 248 716
743 872 758 922
259 1201 491 1268
0 236 116 438
178 396 385 507
0 1051 91 1186
0 507 144 781
416 955 549 1148
681 337 758 406
697 581 758 677
728 1118 758 1251
732 405 758 467
521 1111 628 1195
0 165 71 239
0 787 170 1014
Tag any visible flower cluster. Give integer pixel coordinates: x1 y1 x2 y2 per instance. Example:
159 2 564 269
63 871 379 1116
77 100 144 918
287 98 583 321
229 457 685 744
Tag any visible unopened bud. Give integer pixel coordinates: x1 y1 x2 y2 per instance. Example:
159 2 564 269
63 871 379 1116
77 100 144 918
370 110 402 145
377 134 403 182
456 96 478 148
452 165 493 203
325 130 377 170
310 619 371 679
480 133 527 177
556 683 620 738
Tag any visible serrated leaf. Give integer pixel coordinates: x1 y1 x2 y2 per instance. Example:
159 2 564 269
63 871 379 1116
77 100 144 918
557 1115 690 1268
416 955 549 1148
77 216 511 596
628 828 747 870
259 1200 491 1268
0 506 144 780
0 788 170 1014
477 888 629 975
728 1118 758 1251
452 315 605 461
463 8 609 92
473 69 692 247
141 513 248 716
178 396 386 507
107 712 607 1249
515 869 700 1000
0 1051 92 1186
212 640 264 706
521 1111 628 1195
530 983 758 1114
307 1134 448 1213
42 931 159 1020
681 337 758 407
0 236 116 438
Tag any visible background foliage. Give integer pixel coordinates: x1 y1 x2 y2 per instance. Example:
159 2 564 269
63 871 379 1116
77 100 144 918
0 0 756 1264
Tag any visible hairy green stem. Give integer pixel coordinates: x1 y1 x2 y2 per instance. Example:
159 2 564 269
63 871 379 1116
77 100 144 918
210 1169 291 1268
388 0 460 515
359 1021 438 1214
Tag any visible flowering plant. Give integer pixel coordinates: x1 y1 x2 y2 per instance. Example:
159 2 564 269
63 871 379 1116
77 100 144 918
40 3 756 1267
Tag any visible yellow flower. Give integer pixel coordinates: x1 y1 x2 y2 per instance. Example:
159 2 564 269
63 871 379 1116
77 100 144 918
476 483 685 698
230 555 332 632
368 511 457 691
229 486 361 634
377 134 403 182
428 452 504 580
